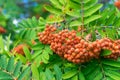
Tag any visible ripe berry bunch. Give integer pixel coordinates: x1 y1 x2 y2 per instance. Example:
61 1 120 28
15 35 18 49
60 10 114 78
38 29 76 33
12 44 27 55
50 30 94 63
101 38 120 59
63 39 94 63
38 25 120 63
38 24 56 44
114 0 120 9
87 40 101 59
0 26 6 34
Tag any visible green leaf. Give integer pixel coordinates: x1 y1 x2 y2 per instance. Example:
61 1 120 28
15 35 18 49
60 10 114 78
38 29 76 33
18 67 30 80
73 0 90 3
24 30 32 40
0 55 7 69
17 54 27 64
105 13 116 25
23 46 31 61
65 7 81 17
70 20 82 27
44 5 62 15
100 49 112 56
105 70 120 77
105 28 117 40
106 77 114 80
6 34 11 51
45 68 54 80
38 17 46 26
19 20 29 28
114 18 120 26
32 43 44 50
34 55 42 67
31 64 39 80
71 75 78 80
32 16 38 27
98 29 106 38
68 0 80 10
0 55 29 80
93 72 103 80
84 0 91 3
6 56 14 72
105 71 120 80
46 15 64 23
82 61 98 75
102 59 120 68
53 65 62 80
84 15 101 24
62 69 78 79
13 61 22 77
118 31 120 37
84 0 98 10
86 66 101 80
0 71 13 80
41 55 48 64
43 51 49 60
50 0 62 9
32 50 42 59
26 18 34 28
103 65 120 71
59 0 66 5
79 71 85 80
19 30 26 39
0 36 4 50
29 30 36 40
45 45 53 55
40 72 46 80
98 8 110 24
84 4 103 17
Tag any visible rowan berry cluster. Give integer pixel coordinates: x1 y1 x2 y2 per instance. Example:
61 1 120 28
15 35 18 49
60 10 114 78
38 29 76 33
114 0 120 9
38 25 56 44
0 26 6 34
38 25 120 64
102 39 120 59
12 44 26 55
12 44 30 55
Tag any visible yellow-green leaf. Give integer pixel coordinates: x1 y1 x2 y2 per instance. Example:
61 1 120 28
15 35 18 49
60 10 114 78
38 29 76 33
62 70 78 79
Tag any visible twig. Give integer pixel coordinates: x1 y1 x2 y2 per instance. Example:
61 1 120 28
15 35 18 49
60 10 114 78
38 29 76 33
98 59 106 80
80 0 84 38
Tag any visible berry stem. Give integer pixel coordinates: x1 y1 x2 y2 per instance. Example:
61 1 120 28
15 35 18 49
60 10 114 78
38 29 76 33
98 59 106 79
80 0 84 38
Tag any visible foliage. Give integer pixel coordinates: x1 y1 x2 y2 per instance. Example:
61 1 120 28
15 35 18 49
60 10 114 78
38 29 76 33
0 0 120 80
16 16 46 43
0 54 30 80
44 0 103 27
